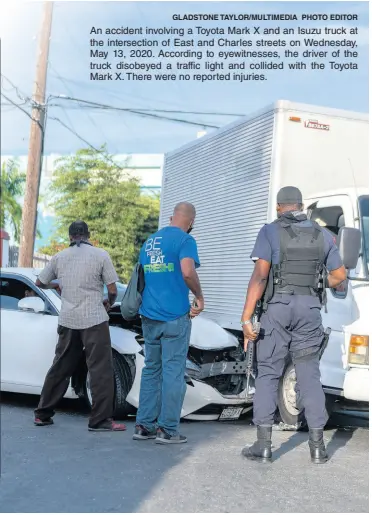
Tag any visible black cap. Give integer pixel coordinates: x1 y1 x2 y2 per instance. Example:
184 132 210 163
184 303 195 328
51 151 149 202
277 186 303 205
69 220 89 237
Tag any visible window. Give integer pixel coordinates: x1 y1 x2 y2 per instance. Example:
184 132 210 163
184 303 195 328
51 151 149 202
310 204 345 238
309 204 348 299
359 195 369 272
0 278 41 311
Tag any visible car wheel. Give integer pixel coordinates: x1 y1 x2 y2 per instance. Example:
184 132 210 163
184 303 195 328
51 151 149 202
84 350 134 419
277 359 336 430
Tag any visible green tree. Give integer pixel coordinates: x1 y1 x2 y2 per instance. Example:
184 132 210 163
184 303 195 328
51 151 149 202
1 159 25 242
39 147 160 281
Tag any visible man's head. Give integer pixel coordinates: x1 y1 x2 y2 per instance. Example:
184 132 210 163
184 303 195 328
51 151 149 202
276 186 304 216
24 288 37 298
170 202 196 233
69 220 90 243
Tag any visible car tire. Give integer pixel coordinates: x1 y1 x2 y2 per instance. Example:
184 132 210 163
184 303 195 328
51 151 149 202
83 351 134 419
277 358 336 430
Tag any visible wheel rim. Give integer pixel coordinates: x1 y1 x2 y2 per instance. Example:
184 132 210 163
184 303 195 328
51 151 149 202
86 373 93 406
283 366 300 416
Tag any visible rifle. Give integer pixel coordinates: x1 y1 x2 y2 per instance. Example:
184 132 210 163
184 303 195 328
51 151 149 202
246 301 262 387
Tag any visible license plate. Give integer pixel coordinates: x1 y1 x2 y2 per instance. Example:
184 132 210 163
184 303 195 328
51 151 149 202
219 407 244 421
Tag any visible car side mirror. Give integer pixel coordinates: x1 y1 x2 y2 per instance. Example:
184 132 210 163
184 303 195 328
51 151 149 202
337 227 362 270
18 297 46 314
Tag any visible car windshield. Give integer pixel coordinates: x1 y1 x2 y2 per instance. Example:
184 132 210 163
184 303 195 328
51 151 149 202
359 195 369 271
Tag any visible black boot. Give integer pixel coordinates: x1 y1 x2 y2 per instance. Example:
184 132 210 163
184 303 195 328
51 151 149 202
308 428 328 464
242 425 272 463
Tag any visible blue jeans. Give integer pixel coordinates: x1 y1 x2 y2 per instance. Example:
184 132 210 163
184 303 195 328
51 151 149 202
136 313 191 436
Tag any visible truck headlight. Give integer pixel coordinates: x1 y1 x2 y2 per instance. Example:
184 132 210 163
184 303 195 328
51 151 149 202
349 335 369 365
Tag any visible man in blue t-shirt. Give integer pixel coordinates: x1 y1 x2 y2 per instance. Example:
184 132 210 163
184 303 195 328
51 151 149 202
133 202 204 444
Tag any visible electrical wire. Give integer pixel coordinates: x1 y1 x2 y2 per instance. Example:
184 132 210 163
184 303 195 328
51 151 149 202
49 95 220 129
1 74 31 103
1 92 44 131
47 62 79 134
48 74 197 112
48 102 243 117
49 115 158 210
49 115 130 172
49 61 117 152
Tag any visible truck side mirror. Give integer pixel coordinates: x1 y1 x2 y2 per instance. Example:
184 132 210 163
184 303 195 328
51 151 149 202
337 227 362 270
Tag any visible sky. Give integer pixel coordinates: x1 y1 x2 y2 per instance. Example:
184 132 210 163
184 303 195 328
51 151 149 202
0 1 369 157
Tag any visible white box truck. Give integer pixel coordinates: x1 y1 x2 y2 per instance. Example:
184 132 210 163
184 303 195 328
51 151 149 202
160 100 369 426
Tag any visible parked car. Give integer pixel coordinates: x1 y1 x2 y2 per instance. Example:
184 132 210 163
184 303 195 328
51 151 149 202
1 268 253 421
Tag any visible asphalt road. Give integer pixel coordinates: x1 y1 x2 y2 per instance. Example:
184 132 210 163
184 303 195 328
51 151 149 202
0 393 369 513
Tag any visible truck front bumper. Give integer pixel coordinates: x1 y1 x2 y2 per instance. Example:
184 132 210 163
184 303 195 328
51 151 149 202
343 367 370 402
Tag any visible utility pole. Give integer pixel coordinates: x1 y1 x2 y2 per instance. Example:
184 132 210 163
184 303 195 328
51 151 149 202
19 1 53 267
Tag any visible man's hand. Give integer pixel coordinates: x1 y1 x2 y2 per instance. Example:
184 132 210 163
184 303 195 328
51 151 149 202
242 322 258 352
103 299 111 312
190 297 204 318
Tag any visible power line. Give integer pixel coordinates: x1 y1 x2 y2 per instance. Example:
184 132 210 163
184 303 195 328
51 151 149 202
1 74 31 103
47 62 78 134
49 95 220 129
49 115 157 211
1 92 44 131
49 115 130 173
48 74 198 112
49 102 243 118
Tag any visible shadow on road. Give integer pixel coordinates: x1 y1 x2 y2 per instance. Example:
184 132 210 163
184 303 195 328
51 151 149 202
270 409 368 462
0 392 241 513
271 431 308 462
326 427 357 459
1 392 369 513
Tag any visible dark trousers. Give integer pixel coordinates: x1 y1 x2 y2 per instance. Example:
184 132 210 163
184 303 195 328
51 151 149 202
35 321 114 428
253 294 328 429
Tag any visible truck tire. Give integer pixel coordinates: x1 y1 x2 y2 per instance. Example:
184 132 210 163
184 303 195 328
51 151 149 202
277 359 307 428
83 351 134 419
277 359 336 429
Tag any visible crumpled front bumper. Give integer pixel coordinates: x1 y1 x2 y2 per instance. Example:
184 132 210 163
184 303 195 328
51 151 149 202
126 354 252 420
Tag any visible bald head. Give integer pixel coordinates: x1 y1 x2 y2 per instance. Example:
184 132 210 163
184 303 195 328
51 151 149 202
170 202 196 233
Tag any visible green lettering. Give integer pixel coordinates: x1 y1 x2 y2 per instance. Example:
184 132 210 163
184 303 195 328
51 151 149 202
144 262 175 273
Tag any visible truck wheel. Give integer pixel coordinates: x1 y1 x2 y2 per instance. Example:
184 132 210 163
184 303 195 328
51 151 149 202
277 359 337 429
84 351 134 419
277 359 307 428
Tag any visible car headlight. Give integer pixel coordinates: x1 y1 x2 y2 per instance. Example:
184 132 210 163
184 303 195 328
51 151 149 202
349 335 369 365
186 359 200 372
186 359 201 378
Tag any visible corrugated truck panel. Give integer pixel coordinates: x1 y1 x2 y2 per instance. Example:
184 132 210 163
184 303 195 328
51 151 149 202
160 108 276 329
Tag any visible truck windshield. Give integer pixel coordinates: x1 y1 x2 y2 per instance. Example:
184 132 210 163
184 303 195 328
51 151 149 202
359 195 369 271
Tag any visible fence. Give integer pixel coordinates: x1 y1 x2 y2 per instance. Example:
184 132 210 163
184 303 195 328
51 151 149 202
8 245 50 268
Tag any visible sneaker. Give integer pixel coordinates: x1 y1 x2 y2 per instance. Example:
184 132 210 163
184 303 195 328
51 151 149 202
88 419 126 432
155 428 187 444
133 424 157 440
34 417 54 426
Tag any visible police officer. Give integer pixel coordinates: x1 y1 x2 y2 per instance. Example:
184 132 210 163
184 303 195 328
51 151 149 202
240 186 346 464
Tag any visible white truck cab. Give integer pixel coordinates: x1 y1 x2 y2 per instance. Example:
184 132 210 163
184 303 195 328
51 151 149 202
304 188 369 403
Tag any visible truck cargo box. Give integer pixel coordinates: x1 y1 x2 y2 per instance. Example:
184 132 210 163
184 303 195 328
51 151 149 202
159 100 368 330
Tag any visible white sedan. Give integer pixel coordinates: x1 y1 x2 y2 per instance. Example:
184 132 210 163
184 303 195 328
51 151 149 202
1 268 141 417
1 268 254 422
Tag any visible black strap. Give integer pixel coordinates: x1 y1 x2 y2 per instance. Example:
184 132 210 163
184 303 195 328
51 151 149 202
69 240 92 248
284 226 297 239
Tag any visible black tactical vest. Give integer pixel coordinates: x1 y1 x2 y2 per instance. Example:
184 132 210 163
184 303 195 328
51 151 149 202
262 214 325 309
